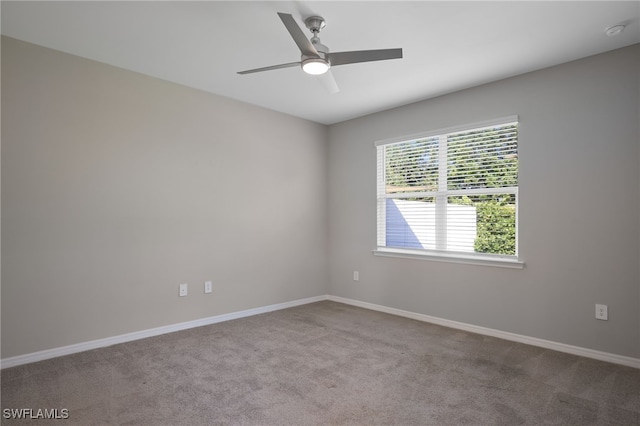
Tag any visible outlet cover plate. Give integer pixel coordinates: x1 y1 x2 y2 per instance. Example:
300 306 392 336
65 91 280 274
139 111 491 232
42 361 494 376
179 283 188 297
595 304 608 320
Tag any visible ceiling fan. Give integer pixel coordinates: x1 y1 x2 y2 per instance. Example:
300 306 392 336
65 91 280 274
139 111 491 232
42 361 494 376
237 12 403 93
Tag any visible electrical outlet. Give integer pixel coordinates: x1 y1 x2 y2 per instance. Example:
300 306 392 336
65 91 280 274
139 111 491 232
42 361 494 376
353 271 359 281
179 283 188 297
204 281 212 294
595 304 608 320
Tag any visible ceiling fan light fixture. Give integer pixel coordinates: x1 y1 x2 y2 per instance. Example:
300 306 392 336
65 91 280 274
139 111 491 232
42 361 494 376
302 58 330 75
236 12 402 87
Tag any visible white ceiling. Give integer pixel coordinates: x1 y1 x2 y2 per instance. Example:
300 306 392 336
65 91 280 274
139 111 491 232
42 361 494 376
2 1 639 125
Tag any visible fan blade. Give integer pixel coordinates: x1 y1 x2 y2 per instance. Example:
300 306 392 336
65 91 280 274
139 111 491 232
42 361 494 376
237 62 301 75
328 48 403 66
277 12 319 58
319 70 339 94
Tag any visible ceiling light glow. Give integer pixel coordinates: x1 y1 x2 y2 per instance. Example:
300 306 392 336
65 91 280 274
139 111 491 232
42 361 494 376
302 59 330 75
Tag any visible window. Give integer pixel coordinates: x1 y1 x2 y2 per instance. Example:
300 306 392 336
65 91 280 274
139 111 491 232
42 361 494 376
375 116 521 267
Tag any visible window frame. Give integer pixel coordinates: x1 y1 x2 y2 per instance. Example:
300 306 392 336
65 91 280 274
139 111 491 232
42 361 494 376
374 116 524 269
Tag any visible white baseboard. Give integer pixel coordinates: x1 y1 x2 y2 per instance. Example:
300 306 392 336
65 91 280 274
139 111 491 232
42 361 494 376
3 294 638 370
0 295 326 369
326 295 640 369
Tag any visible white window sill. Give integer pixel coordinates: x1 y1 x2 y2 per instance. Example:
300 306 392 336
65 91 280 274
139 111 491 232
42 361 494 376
372 248 525 269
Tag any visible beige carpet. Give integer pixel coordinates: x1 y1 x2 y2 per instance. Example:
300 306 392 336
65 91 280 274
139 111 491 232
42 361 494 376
2 301 639 425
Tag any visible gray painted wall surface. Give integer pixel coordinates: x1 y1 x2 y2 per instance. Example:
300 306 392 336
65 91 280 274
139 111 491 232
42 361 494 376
1 37 328 358
2 36 639 361
328 44 640 358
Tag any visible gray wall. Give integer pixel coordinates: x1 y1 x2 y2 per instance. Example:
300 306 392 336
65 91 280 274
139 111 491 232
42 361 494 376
1 37 328 358
2 36 639 361
328 44 640 358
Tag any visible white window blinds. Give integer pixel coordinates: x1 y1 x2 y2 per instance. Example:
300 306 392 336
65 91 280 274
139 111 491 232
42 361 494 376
376 117 518 259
